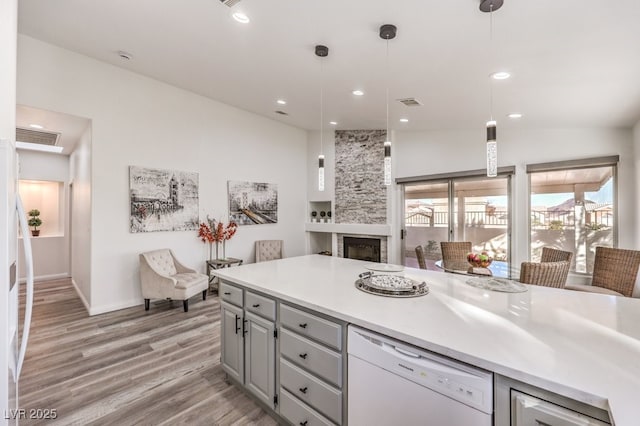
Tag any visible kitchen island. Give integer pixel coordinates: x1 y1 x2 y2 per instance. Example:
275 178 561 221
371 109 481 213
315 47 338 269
215 254 640 425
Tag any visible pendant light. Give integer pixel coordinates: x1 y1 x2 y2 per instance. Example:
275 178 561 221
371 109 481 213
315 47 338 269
480 0 503 178
316 44 329 191
380 24 397 186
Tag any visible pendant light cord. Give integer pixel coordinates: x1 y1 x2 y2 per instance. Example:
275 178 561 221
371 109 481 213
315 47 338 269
489 4 494 121
320 57 324 156
386 38 390 139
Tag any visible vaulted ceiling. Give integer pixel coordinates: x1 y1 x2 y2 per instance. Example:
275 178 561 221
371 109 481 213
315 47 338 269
17 0 640 131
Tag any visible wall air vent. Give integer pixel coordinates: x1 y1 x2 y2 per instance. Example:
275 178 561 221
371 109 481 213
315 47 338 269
16 127 60 146
397 98 423 107
275 110 289 116
219 0 241 7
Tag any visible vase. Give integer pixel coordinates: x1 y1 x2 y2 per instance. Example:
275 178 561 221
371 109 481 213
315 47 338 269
215 242 220 260
221 240 226 260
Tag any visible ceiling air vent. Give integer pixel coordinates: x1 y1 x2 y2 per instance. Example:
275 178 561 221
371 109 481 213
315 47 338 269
16 127 61 146
275 110 289 116
219 0 241 7
397 98 423 107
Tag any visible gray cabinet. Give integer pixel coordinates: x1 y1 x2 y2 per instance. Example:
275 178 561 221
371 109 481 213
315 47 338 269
245 311 275 409
220 282 277 411
221 301 244 384
279 303 345 425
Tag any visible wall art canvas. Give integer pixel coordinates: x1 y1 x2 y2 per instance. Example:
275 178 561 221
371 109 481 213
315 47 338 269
228 180 278 226
129 166 199 233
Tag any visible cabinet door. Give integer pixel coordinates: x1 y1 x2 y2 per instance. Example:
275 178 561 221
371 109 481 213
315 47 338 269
221 301 244 384
245 311 275 409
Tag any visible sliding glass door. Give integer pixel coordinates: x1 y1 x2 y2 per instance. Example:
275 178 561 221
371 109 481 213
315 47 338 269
403 172 512 277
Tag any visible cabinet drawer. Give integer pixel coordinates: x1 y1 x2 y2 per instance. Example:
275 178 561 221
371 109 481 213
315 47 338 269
245 291 276 321
219 282 243 307
280 304 342 350
280 358 342 424
280 329 342 388
279 388 334 426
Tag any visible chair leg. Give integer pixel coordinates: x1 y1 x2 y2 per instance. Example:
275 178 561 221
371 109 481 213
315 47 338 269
202 290 207 300
144 299 150 311
183 299 189 312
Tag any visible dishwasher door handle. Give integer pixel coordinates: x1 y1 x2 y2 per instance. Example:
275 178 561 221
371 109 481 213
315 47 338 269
393 346 421 358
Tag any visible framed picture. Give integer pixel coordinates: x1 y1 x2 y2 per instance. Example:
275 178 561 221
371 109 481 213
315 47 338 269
228 180 278 226
129 166 199 233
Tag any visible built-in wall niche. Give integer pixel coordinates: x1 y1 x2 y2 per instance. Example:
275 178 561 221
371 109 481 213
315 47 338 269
309 201 332 223
309 232 332 256
18 180 65 237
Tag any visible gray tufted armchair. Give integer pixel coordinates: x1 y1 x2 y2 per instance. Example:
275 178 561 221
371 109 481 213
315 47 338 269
255 240 284 263
139 249 209 312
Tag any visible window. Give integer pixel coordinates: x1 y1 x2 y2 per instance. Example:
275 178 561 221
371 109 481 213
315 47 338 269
399 167 514 278
527 156 618 274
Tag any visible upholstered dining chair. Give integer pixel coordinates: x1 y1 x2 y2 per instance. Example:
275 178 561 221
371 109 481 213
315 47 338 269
519 261 571 288
415 245 427 270
440 241 472 271
540 247 573 263
565 246 640 297
255 240 284 263
139 249 208 312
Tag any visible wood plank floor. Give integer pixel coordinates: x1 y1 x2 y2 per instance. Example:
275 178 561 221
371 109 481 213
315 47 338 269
19 279 278 426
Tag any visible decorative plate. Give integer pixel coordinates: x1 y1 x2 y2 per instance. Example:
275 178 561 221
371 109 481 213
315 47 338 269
465 277 528 293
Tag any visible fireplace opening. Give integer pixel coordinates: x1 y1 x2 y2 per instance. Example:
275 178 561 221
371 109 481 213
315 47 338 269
344 237 381 263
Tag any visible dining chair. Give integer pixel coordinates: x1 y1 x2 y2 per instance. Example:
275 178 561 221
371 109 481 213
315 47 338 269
440 241 472 271
540 247 573 263
519 261 571 288
415 245 427 270
565 246 640 297
255 240 284 263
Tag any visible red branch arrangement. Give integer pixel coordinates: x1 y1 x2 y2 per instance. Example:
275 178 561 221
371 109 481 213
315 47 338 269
197 217 238 260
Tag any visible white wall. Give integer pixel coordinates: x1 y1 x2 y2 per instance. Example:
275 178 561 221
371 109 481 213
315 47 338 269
0 0 17 417
17 35 308 315
634 120 640 247
393 127 637 268
69 124 92 308
17 150 70 281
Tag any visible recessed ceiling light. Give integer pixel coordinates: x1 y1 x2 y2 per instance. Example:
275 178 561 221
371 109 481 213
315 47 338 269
492 71 511 80
117 50 133 60
29 124 44 129
16 141 63 153
508 113 523 119
352 90 364 96
276 99 287 105
399 118 409 123
232 12 250 23
329 121 338 126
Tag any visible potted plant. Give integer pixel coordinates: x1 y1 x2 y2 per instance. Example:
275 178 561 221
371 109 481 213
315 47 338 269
28 209 42 237
311 211 318 222
320 211 326 223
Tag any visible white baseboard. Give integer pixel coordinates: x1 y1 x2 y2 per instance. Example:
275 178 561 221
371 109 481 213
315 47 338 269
89 298 143 316
19 272 70 284
71 278 91 315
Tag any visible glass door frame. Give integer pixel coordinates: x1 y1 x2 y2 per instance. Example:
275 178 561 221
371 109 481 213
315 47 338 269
400 168 514 278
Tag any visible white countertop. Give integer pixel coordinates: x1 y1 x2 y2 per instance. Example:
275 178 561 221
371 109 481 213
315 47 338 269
215 255 640 426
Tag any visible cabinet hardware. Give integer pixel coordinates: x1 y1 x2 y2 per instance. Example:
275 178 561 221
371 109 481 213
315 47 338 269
299 386 308 394
299 323 308 329
299 353 308 360
243 319 248 335
300 421 308 426
235 315 240 334
252 303 260 308
224 291 231 295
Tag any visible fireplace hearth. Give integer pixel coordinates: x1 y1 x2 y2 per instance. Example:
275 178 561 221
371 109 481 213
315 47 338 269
344 236 381 263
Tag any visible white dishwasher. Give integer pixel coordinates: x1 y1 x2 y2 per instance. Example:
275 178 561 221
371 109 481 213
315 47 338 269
348 326 493 426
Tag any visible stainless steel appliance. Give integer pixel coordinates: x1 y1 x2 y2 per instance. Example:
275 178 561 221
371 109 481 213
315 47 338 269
348 326 493 425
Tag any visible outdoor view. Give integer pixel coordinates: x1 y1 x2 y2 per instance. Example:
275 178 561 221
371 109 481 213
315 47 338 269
405 165 614 276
